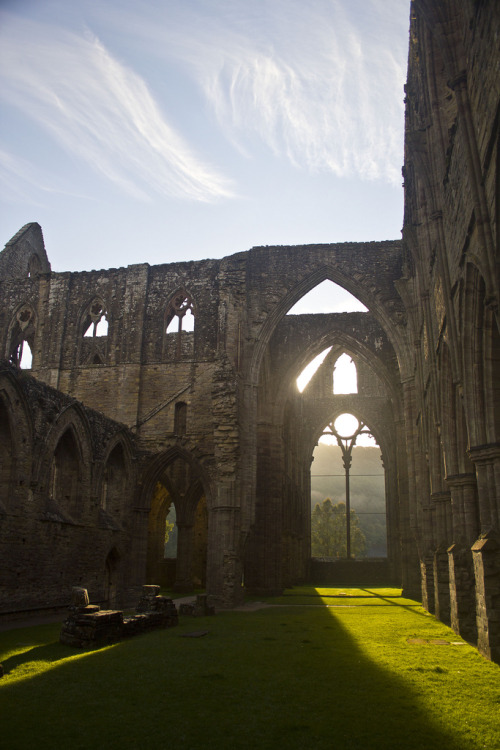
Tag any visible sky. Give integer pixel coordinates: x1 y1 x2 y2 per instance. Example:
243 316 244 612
0 0 410 279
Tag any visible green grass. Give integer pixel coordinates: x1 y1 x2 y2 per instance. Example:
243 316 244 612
1 587 499 749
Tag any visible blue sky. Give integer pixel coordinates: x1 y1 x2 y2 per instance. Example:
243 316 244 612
0 0 409 277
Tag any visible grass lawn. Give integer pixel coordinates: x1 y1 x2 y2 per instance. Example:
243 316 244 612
0 587 499 749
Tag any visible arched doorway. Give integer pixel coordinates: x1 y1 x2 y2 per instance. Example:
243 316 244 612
143 450 210 593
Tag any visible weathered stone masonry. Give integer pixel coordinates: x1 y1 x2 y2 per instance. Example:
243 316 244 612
0 0 499 661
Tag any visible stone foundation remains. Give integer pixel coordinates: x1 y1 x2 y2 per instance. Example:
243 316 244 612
60 586 179 648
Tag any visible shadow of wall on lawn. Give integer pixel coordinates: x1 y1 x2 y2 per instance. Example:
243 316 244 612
0 606 472 750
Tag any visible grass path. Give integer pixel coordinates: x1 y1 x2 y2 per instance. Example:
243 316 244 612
0 587 499 749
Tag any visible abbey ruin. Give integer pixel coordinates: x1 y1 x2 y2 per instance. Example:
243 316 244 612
1 0 499 661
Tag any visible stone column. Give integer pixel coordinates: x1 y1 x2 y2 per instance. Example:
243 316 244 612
468 446 500 661
469 445 500 533
206 481 244 607
472 531 500 663
400 379 425 600
174 522 194 592
446 473 478 642
244 421 284 596
432 491 452 626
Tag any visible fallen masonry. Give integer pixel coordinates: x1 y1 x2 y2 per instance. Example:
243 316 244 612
60 585 179 648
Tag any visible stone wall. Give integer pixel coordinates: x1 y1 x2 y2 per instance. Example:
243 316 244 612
0 0 498 661
402 0 499 659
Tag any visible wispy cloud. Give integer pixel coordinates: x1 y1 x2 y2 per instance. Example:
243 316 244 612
118 0 408 185
0 14 234 202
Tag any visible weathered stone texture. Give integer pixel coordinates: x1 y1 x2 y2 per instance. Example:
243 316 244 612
0 0 499 661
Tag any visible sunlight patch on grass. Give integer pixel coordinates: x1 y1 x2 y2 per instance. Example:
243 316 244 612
0 588 499 749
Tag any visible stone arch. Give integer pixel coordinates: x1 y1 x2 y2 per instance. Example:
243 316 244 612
249 263 406 388
99 438 133 522
140 446 213 591
269 328 401 427
311 407 387 460
140 445 213 511
311 408 393 562
37 405 93 521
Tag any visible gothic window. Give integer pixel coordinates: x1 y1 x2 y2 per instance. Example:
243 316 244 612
50 429 80 510
333 353 358 394
174 401 187 436
80 299 108 365
27 254 41 278
165 290 195 359
83 300 108 338
8 306 35 369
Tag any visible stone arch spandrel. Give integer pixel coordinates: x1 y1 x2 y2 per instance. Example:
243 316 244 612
261 316 401 426
98 436 136 523
139 445 214 514
245 244 407 387
310 405 391 462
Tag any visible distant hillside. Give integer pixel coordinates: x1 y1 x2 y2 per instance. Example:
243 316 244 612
311 443 386 557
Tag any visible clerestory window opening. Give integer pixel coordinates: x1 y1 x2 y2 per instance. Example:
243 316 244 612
83 302 108 338
166 292 195 334
333 353 357 394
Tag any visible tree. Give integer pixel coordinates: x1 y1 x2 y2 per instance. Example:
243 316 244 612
311 498 366 558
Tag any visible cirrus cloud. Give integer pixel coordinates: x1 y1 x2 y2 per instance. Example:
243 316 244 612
0 14 234 202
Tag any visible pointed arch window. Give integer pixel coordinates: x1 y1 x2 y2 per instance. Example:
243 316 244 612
83 300 108 338
28 254 41 278
8 306 35 369
333 353 358 394
174 401 188 436
165 290 195 359
50 429 81 512
80 298 108 365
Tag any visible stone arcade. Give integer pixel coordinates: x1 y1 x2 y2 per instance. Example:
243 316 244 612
0 0 499 661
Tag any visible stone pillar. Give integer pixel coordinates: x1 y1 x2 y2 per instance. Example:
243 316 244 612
432 491 452 626
420 554 435 614
446 474 478 642
244 421 284 596
174 522 194 592
469 445 500 533
472 531 500 663
400 379 425 600
206 482 244 607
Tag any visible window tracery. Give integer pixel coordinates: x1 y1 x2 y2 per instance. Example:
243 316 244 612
8 305 35 369
165 290 195 359
80 299 108 365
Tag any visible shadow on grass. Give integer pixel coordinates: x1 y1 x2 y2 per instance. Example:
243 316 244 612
0 604 473 750
360 588 436 619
